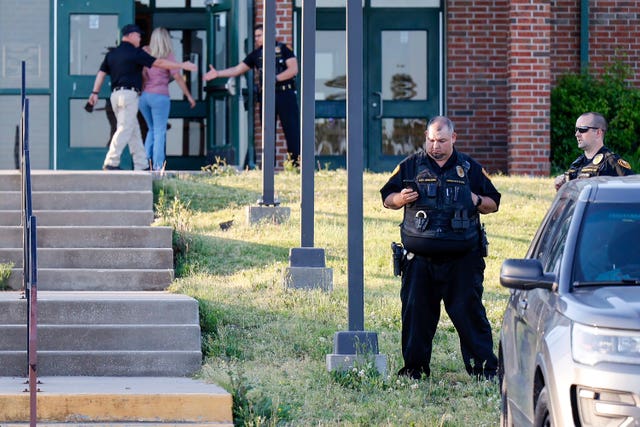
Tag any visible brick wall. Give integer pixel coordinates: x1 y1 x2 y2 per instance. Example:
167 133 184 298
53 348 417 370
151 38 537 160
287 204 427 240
506 0 551 175
261 0 640 175
588 1 640 85
446 0 510 173
253 0 295 170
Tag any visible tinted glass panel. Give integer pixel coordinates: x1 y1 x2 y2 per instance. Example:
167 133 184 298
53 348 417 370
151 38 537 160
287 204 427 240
71 98 112 148
0 0 50 89
381 31 427 101
574 204 640 283
316 118 345 155
70 14 119 76
316 31 346 101
382 118 427 156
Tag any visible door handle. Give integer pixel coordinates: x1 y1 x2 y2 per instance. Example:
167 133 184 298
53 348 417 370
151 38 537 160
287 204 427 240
372 91 383 119
225 78 236 96
518 298 528 311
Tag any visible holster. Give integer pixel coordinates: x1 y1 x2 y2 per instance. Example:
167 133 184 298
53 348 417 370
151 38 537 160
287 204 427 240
391 242 405 277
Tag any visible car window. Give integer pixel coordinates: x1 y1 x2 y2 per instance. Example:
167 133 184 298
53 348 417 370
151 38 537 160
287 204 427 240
530 196 575 269
545 215 572 274
573 204 640 283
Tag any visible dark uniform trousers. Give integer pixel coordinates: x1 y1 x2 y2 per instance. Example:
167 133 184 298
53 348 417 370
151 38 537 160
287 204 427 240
400 249 497 378
275 88 301 162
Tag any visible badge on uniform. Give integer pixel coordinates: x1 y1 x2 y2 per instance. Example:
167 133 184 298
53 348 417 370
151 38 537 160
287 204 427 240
275 46 281 53
592 153 604 165
456 165 465 178
618 159 632 169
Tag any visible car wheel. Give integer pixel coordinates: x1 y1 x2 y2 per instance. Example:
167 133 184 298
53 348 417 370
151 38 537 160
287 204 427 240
533 386 553 427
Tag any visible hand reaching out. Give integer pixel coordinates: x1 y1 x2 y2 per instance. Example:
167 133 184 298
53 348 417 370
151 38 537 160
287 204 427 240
203 65 218 82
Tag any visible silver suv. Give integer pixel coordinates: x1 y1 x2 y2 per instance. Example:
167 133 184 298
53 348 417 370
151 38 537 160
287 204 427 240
499 175 640 426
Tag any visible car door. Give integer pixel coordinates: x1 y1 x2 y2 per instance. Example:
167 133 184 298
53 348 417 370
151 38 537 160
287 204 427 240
507 198 574 419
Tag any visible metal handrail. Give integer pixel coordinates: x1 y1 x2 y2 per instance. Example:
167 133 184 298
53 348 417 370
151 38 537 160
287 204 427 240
20 60 38 427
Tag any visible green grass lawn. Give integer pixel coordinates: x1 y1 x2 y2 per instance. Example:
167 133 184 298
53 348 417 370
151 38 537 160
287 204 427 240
154 169 556 426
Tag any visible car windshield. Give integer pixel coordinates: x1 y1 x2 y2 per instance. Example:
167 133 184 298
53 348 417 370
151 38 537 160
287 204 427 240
573 203 640 286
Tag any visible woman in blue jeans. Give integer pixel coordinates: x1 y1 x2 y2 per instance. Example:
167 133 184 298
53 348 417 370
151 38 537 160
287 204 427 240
139 27 195 170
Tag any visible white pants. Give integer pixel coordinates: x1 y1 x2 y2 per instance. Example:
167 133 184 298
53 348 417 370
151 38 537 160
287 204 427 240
103 89 148 170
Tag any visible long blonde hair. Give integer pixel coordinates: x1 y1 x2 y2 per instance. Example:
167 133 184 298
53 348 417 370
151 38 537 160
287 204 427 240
149 27 173 58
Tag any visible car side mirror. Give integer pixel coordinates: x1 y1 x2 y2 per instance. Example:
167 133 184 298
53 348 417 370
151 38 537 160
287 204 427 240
500 258 557 291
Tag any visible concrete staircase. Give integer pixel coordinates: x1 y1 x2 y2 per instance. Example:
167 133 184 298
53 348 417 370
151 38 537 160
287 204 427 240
0 170 232 426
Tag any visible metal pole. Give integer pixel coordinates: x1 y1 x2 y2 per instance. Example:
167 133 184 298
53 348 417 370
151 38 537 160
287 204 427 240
260 0 277 206
346 0 364 331
300 0 316 247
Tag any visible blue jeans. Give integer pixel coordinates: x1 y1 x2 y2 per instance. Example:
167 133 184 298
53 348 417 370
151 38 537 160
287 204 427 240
139 92 171 170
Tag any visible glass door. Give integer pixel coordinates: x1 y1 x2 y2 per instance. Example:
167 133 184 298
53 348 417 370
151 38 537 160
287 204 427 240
366 8 440 172
309 6 441 172
152 11 210 170
203 0 240 168
57 0 133 169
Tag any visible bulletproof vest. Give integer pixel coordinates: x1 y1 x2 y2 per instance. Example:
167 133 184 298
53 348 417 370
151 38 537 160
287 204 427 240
255 43 293 88
401 157 480 256
565 150 613 181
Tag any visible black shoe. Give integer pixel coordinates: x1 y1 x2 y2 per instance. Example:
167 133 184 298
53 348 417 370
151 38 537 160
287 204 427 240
398 367 428 380
102 164 121 170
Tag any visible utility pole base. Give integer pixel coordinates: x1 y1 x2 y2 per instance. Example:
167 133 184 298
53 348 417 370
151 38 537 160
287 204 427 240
326 331 387 375
246 205 290 225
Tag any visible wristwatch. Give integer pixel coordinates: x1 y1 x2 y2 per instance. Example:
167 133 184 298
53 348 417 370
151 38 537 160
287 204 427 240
475 195 483 208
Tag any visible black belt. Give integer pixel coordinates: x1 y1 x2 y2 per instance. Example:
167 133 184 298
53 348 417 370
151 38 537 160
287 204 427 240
276 83 295 92
112 86 140 94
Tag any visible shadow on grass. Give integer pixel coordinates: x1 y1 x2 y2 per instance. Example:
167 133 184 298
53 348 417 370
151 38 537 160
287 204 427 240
176 233 290 277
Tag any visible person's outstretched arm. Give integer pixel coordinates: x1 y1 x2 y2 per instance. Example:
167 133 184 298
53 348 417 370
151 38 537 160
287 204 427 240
203 63 251 82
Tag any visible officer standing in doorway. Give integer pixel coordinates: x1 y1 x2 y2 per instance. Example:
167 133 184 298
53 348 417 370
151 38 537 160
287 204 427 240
203 25 300 165
381 116 500 380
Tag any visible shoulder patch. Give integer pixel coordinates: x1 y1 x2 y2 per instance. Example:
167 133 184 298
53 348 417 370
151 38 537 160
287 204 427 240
592 153 604 165
618 158 632 170
482 168 492 180
391 165 400 177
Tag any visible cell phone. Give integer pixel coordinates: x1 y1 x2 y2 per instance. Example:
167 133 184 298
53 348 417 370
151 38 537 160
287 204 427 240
402 179 418 192
84 102 94 113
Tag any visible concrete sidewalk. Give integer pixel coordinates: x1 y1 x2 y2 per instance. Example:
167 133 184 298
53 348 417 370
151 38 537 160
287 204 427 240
0 376 233 426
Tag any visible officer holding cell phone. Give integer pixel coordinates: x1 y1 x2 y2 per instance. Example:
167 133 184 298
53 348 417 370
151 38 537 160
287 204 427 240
554 112 633 191
380 116 500 381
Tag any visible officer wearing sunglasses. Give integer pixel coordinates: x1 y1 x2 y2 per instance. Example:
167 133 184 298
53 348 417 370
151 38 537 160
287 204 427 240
554 112 634 191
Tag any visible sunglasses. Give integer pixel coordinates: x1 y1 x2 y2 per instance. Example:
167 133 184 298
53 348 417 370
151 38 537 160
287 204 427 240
575 126 599 134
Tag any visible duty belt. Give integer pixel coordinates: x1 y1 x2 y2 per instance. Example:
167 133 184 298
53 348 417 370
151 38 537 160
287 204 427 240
276 83 295 92
112 86 140 95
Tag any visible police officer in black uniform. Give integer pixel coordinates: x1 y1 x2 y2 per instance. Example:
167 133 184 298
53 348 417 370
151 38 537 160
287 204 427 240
554 111 633 190
381 116 500 380
203 25 300 165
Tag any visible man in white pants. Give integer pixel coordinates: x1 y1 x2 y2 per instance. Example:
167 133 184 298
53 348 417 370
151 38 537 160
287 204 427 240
87 24 196 170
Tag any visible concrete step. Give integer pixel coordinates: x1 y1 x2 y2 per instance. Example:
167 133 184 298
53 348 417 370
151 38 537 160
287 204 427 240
0 247 173 269
0 226 172 248
0 170 153 192
1 324 200 351
0 350 202 376
0 210 155 226
0 376 233 426
0 291 198 325
0 292 202 377
0 191 153 211
6 268 173 291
